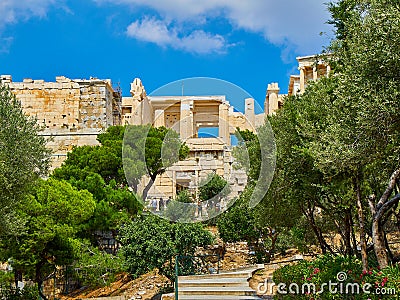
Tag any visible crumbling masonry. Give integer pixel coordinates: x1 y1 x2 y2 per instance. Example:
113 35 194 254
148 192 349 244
1 55 330 200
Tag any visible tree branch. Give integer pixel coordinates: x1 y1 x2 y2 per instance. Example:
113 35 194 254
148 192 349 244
368 194 377 215
377 169 400 208
375 193 400 222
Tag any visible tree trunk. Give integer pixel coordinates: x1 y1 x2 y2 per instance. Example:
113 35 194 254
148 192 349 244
349 209 359 257
142 173 158 202
354 175 368 271
36 260 48 300
37 280 48 300
384 232 394 263
368 169 400 269
371 218 388 268
267 227 279 261
307 211 333 254
344 208 353 256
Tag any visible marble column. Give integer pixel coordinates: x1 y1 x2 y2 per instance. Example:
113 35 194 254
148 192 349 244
154 109 165 127
219 103 230 146
299 67 305 93
313 66 318 80
180 100 194 140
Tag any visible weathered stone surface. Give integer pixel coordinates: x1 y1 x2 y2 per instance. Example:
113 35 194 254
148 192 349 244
3 76 121 169
0 54 328 196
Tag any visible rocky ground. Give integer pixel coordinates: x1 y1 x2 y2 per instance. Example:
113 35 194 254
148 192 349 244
56 230 400 299
57 240 254 299
58 270 170 300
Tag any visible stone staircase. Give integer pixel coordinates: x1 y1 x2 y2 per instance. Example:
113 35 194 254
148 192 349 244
176 265 264 300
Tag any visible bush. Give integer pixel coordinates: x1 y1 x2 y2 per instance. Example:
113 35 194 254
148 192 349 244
164 190 196 222
0 284 39 300
119 213 214 280
0 271 13 285
0 271 38 300
71 243 126 287
272 254 400 299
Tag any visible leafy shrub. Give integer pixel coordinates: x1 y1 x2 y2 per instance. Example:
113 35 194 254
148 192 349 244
71 242 126 287
0 271 38 299
272 254 400 299
119 213 214 280
164 190 196 222
0 271 13 285
0 284 39 300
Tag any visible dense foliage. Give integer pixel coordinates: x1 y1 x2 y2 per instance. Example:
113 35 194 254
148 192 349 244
71 243 126 287
53 126 143 243
219 128 306 262
0 270 38 299
219 0 400 273
273 255 400 299
164 190 196 222
0 85 51 236
3 1 400 298
123 125 189 200
119 213 214 280
199 173 230 203
0 179 96 299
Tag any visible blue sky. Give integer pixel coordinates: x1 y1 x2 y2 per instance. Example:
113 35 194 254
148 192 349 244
0 0 333 108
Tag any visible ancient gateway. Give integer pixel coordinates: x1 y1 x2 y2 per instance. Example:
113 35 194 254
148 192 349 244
1 55 329 201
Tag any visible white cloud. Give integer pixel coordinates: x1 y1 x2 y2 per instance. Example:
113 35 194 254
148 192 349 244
0 0 57 29
126 17 227 54
0 0 66 51
127 17 175 45
179 30 226 54
95 0 332 55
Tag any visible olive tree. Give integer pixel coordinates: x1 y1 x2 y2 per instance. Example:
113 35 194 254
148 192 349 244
0 84 51 235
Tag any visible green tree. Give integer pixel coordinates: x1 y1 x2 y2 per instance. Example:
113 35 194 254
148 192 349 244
123 125 189 200
221 125 308 262
119 213 214 280
54 126 126 185
71 242 126 288
240 0 400 271
52 126 142 244
198 173 230 222
0 85 51 235
217 188 259 244
164 190 196 222
233 129 261 183
269 80 355 256
77 178 142 244
0 178 96 300
312 0 400 268
199 173 229 203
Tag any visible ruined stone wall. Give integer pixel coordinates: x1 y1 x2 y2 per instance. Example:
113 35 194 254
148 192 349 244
1 75 120 169
143 137 247 201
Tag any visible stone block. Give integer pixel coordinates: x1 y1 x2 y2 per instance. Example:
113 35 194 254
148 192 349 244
0 74 12 83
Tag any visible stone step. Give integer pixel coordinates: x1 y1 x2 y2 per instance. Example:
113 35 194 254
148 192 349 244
177 295 263 300
179 286 257 296
175 264 265 299
179 271 252 281
178 277 249 287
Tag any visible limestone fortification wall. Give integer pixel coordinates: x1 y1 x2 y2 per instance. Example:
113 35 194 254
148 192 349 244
0 55 329 203
0 75 120 169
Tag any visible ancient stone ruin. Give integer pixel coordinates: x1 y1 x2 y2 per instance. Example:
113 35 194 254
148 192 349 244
0 55 330 200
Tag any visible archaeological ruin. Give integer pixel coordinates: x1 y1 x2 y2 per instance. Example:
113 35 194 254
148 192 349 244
0 55 330 201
